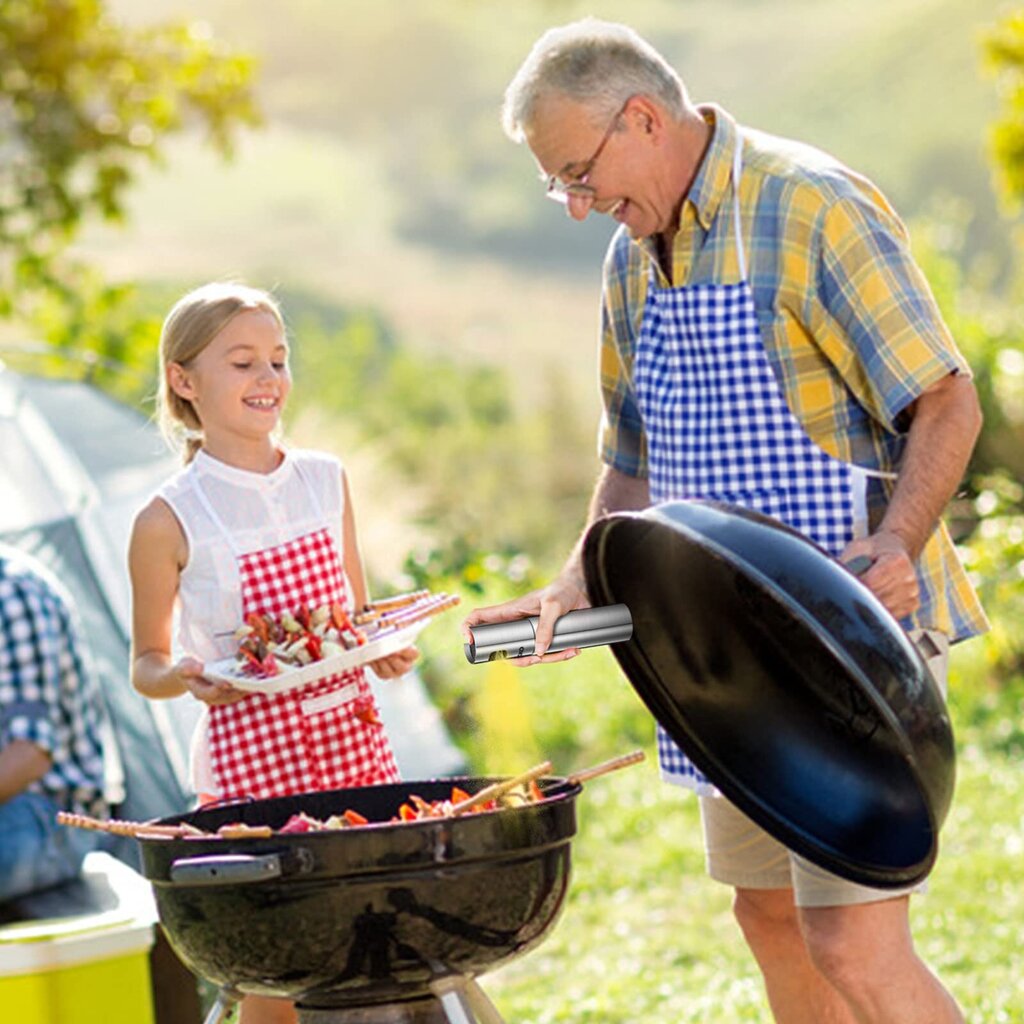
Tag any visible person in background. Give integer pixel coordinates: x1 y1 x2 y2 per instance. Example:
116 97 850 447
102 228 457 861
128 281 417 1024
0 543 109 903
464 19 987 1024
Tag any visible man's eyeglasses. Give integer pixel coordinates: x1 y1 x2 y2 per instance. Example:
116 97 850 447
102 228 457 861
544 98 631 205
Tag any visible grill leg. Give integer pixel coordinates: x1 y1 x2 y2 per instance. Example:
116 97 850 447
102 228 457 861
429 978 505 1024
203 988 243 1024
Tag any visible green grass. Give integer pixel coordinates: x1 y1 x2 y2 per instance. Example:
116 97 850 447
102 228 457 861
402 630 1024 1023
477 719 1023 1022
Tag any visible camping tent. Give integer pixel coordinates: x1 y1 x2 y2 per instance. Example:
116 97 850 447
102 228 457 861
0 361 465 864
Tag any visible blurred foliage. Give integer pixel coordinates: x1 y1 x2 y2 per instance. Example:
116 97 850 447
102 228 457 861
907 206 1024 493
985 8 1024 205
287 297 597 578
904 202 1024 735
0 0 259 340
11 268 159 404
954 473 1024 757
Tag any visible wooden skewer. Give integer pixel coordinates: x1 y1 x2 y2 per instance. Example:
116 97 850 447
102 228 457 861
373 594 461 637
368 590 431 612
57 811 205 839
568 749 646 785
374 592 453 624
449 760 553 816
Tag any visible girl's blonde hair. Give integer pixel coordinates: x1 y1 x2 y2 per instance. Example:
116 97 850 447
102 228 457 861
157 282 286 463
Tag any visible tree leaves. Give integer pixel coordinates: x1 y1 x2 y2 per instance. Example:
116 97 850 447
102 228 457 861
983 10 1024 205
0 0 260 326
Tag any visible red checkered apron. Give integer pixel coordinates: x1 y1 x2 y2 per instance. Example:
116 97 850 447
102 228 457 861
198 471 399 801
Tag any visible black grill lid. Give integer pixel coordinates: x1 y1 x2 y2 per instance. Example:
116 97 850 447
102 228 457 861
582 499 955 888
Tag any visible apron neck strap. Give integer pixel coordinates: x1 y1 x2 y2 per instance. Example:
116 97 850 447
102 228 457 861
192 469 240 556
292 458 326 521
731 137 747 282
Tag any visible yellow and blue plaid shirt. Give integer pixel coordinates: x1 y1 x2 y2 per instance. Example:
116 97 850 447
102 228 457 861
599 105 987 642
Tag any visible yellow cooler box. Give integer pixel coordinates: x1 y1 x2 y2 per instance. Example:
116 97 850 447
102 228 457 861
0 851 157 1024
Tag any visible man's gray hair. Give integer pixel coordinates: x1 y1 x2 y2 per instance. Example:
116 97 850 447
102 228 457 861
502 18 688 141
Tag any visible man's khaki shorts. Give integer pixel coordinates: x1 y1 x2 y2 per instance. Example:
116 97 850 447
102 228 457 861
698 629 950 908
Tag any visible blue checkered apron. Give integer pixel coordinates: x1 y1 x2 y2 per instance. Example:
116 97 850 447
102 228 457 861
634 139 862 793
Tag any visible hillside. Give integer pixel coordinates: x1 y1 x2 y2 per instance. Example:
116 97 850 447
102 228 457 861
80 0 1011 413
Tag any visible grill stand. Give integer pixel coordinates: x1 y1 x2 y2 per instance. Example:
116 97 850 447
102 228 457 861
429 977 505 1024
202 978 506 1024
202 987 243 1024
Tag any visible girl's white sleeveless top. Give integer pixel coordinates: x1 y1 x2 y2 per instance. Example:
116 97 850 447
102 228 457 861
157 448 345 663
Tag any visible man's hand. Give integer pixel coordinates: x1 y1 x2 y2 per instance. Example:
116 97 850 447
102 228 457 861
839 371 981 622
462 465 649 667
462 573 591 666
841 531 920 620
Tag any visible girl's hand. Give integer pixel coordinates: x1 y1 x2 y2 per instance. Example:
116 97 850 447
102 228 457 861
174 656 249 706
368 646 419 679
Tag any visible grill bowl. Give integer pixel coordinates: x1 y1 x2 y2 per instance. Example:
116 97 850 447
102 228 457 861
137 777 579 1008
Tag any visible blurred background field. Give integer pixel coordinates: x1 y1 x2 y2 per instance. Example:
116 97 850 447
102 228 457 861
3 0 1024 1019
48 0 1024 577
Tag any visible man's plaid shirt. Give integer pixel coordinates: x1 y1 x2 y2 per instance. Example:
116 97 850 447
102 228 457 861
0 547 107 815
597 105 987 642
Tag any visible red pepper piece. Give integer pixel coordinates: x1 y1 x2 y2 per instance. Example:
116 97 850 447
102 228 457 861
245 612 270 644
330 602 350 633
240 645 262 666
352 696 382 726
239 646 264 676
305 634 323 661
295 604 311 631
343 809 369 826
279 814 314 833
355 705 382 726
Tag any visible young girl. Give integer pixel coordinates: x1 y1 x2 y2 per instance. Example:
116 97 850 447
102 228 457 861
128 282 415 1024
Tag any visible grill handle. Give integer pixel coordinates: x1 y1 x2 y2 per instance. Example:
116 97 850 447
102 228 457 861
169 853 286 886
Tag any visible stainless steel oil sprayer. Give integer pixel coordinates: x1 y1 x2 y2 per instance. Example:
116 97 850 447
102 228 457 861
465 604 632 664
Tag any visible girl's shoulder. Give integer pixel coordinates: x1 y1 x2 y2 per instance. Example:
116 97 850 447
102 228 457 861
129 494 187 565
154 458 199 501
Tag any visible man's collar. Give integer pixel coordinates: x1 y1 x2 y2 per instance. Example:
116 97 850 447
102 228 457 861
684 104 737 232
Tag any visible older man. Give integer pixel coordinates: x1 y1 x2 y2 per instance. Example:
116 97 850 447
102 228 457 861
465 18 986 1024
0 544 109 902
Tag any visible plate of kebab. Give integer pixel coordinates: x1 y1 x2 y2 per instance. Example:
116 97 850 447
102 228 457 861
203 589 460 695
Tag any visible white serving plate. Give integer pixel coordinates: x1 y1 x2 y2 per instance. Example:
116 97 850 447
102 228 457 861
203 620 429 695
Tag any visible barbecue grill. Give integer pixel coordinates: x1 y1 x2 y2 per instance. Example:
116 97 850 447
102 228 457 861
137 776 581 1023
